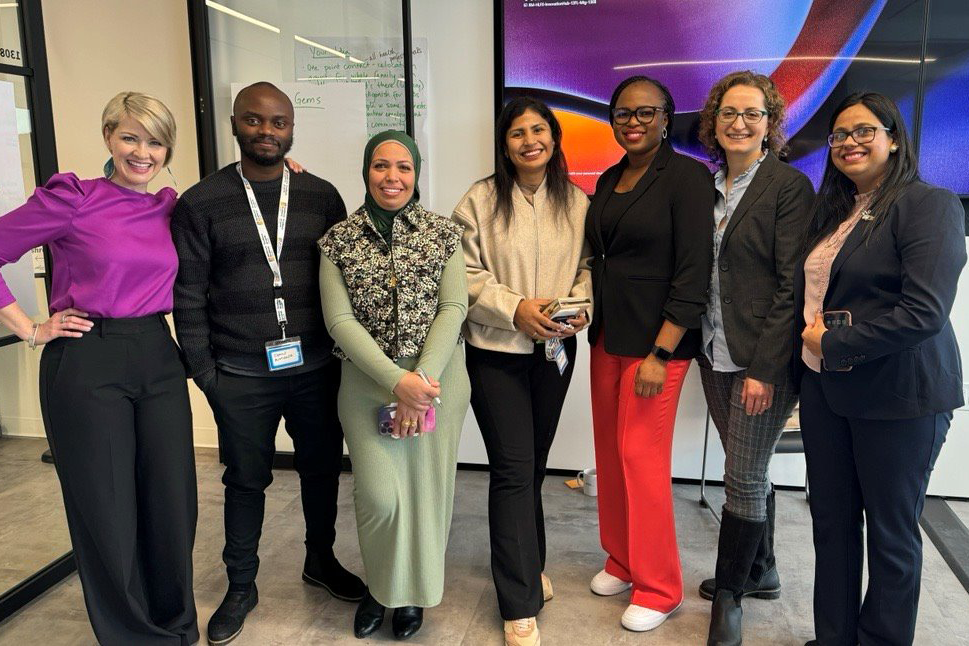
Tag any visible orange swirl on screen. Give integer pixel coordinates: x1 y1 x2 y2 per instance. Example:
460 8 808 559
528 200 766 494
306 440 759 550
554 109 625 195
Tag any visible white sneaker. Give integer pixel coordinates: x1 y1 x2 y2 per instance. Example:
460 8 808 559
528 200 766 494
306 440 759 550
620 601 682 632
590 569 632 596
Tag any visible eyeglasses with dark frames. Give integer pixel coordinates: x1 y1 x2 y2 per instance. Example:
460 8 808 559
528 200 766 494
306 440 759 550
611 105 666 125
715 108 769 124
827 126 892 148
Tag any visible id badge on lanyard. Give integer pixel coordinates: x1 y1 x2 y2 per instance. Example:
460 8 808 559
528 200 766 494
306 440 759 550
238 163 304 371
544 337 569 375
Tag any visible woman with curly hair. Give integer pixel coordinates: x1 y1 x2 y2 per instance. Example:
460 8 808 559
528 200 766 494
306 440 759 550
694 71 815 645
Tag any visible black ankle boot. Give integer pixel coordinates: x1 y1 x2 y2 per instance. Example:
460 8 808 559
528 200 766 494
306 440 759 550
354 592 386 639
207 583 258 645
700 489 780 601
392 606 423 640
303 549 367 601
707 510 765 646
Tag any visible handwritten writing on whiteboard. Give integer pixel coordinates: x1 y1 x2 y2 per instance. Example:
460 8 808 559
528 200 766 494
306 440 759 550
294 37 429 199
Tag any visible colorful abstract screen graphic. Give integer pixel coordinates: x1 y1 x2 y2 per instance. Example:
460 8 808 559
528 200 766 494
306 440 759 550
501 0 969 196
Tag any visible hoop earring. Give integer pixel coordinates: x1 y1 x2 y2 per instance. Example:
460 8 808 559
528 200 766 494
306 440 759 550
662 127 668 139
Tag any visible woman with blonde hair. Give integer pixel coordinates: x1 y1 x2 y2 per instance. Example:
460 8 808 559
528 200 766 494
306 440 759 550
694 71 814 645
0 91 198 645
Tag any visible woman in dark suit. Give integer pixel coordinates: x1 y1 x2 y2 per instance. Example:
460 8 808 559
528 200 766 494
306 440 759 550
693 71 814 645
797 92 965 646
586 75 714 632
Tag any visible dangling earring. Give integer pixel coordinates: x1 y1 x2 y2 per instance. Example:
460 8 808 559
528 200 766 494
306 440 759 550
890 144 898 153
103 157 116 178
662 127 668 139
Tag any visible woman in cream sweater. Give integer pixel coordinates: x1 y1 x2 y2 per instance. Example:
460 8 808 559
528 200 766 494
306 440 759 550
452 96 592 646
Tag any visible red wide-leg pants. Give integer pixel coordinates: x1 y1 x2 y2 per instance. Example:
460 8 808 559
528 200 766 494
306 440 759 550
590 340 690 612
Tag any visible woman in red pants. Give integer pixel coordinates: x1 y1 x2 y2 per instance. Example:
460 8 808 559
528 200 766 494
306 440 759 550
585 75 714 632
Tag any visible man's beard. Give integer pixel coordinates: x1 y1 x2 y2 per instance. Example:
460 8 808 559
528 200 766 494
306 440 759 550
237 133 294 167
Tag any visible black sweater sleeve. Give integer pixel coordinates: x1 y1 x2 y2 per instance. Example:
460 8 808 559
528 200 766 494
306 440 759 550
171 196 216 378
663 159 714 329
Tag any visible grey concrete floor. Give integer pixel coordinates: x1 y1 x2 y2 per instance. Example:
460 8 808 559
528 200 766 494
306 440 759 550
1 447 967 645
0 436 72 593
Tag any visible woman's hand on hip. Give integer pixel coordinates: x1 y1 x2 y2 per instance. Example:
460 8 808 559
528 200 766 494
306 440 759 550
35 308 93 344
393 372 439 411
392 402 426 439
634 354 667 398
514 298 563 340
741 377 774 416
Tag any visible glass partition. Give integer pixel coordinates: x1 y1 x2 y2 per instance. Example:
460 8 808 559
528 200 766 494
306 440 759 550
204 0 421 210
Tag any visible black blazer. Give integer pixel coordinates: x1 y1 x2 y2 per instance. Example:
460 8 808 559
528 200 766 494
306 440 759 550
713 152 815 385
793 181 966 419
586 143 715 358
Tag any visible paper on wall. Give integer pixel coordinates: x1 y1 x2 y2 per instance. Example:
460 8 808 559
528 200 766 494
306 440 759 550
293 37 429 201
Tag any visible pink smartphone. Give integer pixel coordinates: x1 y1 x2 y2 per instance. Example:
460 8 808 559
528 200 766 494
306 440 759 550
377 403 436 436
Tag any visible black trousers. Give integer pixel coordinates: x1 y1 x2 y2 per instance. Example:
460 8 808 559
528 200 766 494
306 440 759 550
799 370 950 646
39 315 198 646
204 359 344 585
466 337 577 620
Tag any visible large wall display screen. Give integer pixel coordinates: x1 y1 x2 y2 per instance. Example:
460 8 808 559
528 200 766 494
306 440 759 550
500 0 969 196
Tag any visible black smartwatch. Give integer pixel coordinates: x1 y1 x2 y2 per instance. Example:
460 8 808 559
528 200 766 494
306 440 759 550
650 344 673 362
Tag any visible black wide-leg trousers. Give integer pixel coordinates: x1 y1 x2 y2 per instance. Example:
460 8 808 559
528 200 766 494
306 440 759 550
799 369 950 646
466 337 576 620
39 315 199 646
204 359 344 586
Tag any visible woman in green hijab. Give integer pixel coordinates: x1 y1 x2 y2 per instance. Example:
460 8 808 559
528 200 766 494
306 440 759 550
318 131 471 640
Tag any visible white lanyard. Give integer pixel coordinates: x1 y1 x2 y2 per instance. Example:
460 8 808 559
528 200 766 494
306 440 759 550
237 163 291 332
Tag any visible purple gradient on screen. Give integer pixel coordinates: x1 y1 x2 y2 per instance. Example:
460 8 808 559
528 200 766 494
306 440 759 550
785 0 885 134
919 56 969 195
504 0 812 110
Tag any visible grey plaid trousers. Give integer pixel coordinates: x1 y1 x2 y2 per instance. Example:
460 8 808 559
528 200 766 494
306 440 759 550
697 357 797 521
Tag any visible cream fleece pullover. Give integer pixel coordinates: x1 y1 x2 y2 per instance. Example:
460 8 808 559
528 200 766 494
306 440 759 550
452 177 593 354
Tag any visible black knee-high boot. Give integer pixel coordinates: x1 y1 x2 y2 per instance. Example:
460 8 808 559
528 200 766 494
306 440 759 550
707 510 765 646
699 488 780 601
748 487 780 594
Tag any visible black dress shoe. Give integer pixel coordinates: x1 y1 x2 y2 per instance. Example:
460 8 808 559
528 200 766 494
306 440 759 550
392 606 423 640
303 549 367 601
207 583 258 645
354 592 386 639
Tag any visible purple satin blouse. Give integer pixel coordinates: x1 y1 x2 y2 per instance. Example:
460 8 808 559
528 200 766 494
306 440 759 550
0 173 178 318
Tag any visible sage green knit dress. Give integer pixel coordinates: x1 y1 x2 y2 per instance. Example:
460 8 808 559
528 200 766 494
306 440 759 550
319 248 470 607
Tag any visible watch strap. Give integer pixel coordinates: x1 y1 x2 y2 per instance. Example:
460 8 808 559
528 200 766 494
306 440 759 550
650 344 673 362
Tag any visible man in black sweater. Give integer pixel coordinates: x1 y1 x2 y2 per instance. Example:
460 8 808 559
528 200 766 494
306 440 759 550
172 82 365 645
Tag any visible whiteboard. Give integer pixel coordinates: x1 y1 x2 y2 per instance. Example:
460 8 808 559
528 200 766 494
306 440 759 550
293 37 430 202
0 80 40 340
230 82 369 210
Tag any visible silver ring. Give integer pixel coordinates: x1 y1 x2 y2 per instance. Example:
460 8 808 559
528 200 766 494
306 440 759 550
60 315 67 324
